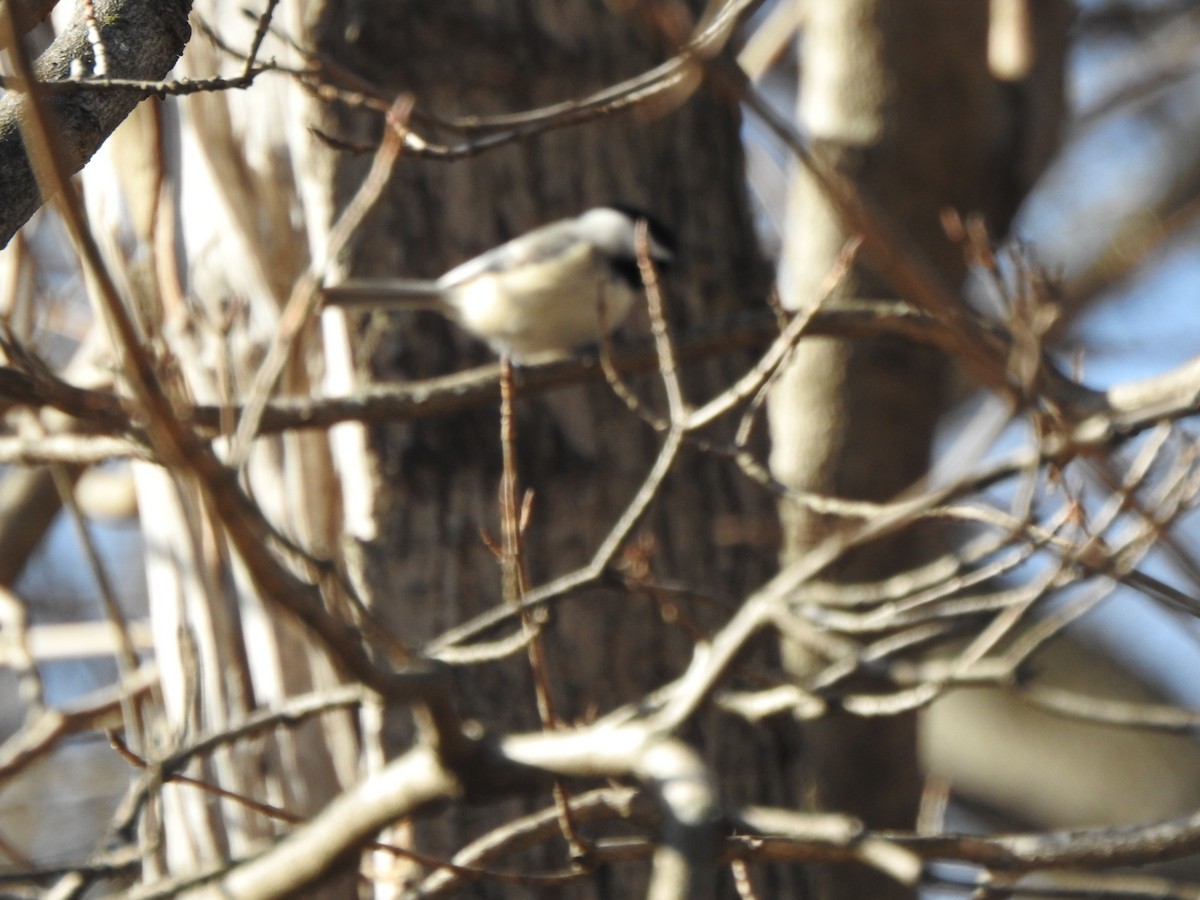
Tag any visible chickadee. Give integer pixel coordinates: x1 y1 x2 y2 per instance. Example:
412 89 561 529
322 207 674 360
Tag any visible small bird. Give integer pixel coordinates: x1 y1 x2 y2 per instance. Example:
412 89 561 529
322 207 674 360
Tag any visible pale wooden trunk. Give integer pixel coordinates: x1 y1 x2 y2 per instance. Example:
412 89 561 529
768 1 1069 897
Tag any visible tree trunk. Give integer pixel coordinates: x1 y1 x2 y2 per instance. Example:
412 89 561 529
302 1 791 894
768 2 1069 897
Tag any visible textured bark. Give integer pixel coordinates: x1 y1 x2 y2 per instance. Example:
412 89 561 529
767 2 1069 898
303 1 790 895
0 0 192 247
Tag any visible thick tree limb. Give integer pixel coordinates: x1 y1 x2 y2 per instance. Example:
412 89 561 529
0 0 192 247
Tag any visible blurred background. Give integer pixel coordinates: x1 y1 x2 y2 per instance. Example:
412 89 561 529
5 0 1200 895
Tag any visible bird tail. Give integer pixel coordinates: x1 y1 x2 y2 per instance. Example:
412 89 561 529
322 278 444 311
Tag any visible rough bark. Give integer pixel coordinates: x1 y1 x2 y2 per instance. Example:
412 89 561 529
303 1 790 894
0 0 192 246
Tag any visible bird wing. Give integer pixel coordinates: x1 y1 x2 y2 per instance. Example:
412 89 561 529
436 219 581 288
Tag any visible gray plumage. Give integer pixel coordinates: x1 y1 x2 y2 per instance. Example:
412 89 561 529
323 207 673 360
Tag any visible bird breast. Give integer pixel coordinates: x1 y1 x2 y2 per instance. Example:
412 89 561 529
444 244 638 359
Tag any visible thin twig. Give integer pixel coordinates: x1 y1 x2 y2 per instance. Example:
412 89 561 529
242 0 281 78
